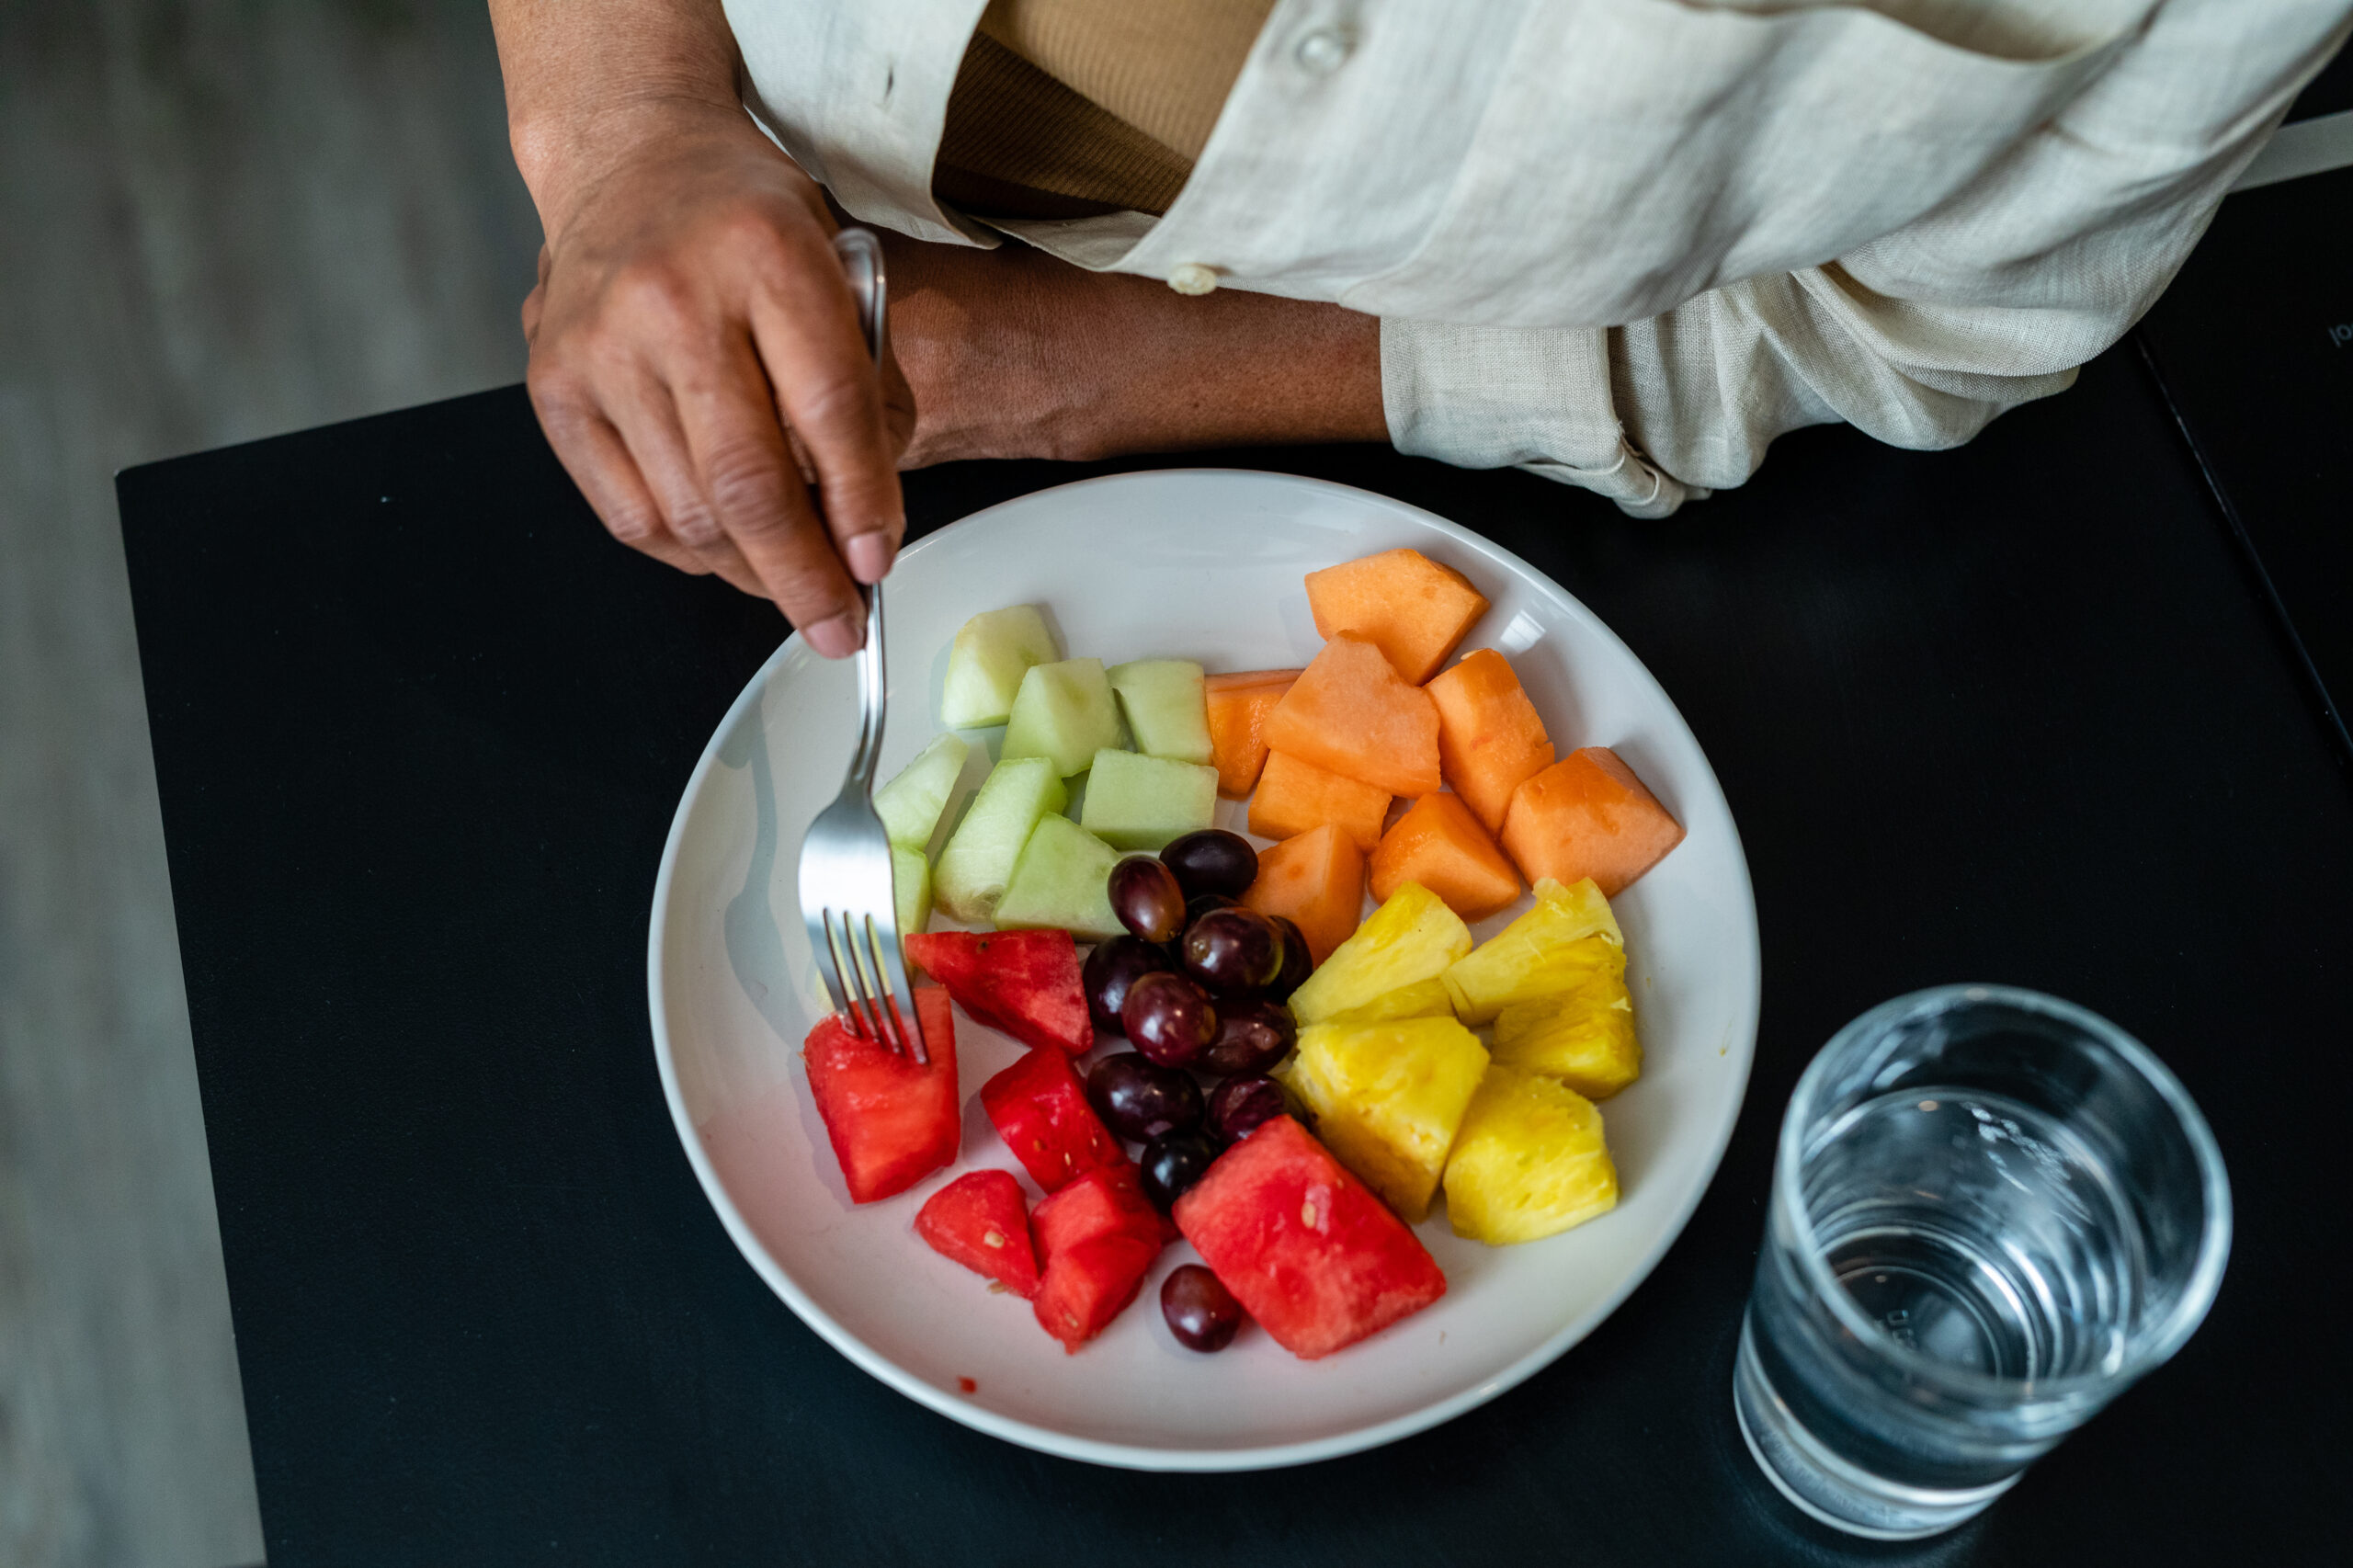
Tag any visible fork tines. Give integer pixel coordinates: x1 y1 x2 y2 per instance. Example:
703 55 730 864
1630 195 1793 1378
815 904 927 1064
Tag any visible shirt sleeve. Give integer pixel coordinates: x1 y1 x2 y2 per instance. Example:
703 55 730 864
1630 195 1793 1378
1381 4 2351 517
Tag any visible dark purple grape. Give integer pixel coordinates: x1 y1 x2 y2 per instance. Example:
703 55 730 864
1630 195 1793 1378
1206 1074 1295 1143
1160 1264 1245 1351
1162 829 1258 901
1086 1052 1204 1142
1200 998 1297 1076
1120 971 1219 1068
1140 1130 1222 1210
1185 892 1237 926
1108 856 1186 944
1266 916 1313 1002
1083 936 1176 1035
1182 907 1284 998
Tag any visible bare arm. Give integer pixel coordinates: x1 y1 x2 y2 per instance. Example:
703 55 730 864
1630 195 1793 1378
885 236 1386 468
490 0 910 656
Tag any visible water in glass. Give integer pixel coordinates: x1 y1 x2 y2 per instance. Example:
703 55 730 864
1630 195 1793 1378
1735 986 2229 1538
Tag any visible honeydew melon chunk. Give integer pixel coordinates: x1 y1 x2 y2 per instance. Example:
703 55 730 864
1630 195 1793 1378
874 733 971 850
891 844 933 949
940 606 1059 728
1077 747 1218 851
1001 658 1123 778
993 814 1123 941
1106 659 1213 765
934 757 1068 922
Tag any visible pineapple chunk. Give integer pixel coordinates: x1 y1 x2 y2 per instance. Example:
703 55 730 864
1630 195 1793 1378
1321 975 1455 1027
1287 881 1473 1026
1282 1017 1489 1221
1443 877 1624 1024
1491 964 1640 1100
1443 1066 1619 1244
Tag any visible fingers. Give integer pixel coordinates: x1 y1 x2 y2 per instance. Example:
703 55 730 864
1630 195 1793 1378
528 368 765 597
596 364 797 609
521 168 903 656
746 251 905 585
666 335 870 654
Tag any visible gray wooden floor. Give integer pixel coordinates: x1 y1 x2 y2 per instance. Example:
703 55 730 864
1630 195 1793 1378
0 3 541 1562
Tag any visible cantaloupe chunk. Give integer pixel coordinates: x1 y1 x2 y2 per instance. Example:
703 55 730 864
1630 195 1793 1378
1247 750 1391 853
1304 550 1490 685
1370 791 1521 922
1204 669 1300 798
1240 824 1364 965
1500 746 1686 897
1425 649 1554 835
1262 633 1440 798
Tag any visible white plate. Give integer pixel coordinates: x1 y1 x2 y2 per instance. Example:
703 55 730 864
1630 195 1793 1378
649 470 1759 1471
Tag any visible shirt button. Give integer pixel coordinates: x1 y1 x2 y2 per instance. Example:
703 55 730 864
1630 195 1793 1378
1294 28 1352 76
1167 263 1220 296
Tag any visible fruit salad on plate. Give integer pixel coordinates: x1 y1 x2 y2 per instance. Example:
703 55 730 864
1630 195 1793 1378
798 548 1687 1359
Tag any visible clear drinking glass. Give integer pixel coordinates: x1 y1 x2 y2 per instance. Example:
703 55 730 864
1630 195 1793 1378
1734 984 2232 1539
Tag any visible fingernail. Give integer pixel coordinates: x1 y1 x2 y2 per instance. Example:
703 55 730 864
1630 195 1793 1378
846 531 894 585
805 612 863 659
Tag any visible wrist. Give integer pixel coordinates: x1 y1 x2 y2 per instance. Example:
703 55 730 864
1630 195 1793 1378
489 0 752 237
511 93 752 240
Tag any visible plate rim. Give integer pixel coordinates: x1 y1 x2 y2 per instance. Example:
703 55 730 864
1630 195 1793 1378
646 467 1761 1471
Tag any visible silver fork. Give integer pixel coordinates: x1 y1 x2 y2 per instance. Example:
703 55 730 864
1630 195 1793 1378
794 227 927 1062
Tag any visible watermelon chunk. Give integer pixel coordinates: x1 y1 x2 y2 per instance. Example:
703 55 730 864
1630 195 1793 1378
1172 1116 1446 1359
980 1047 1126 1193
801 987 960 1204
915 1169 1040 1299
903 929 1092 1056
1031 1165 1166 1351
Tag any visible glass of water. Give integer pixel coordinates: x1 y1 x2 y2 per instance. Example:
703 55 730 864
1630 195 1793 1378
1734 984 2231 1539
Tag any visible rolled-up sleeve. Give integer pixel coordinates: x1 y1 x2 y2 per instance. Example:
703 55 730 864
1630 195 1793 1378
1382 2 2350 517
1380 318 1705 518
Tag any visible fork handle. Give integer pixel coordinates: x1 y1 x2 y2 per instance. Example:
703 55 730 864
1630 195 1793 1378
846 585 887 792
833 227 892 797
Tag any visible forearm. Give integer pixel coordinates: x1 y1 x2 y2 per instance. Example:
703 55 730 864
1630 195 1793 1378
891 238 1385 466
488 0 746 233
1083 282 1386 457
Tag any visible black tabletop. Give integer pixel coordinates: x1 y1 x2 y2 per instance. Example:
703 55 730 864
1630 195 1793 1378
118 345 2351 1566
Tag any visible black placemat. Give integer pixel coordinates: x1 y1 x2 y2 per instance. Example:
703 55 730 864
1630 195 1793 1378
2140 165 2353 763
118 350 2353 1564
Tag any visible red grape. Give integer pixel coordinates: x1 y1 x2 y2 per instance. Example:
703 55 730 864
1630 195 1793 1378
1140 1129 1222 1210
1120 971 1218 1068
1108 856 1186 944
1205 1075 1295 1143
1083 936 1176 1035
1160 1263 1245 1352
1161 829 1257 901
1200 998 1297 1076
1086 1052 1203 1142
1182 907 1284 997
1266 916 1313 1002
1185 892 1237 926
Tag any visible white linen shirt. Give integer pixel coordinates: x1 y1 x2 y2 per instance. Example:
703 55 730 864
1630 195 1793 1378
724 0 2351 515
